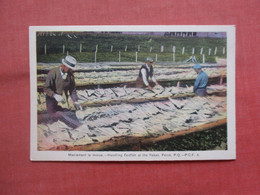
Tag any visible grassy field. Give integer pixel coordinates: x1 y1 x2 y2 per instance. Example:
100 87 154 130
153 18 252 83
147 125 227 151
103 125 227 151
37 33 226 63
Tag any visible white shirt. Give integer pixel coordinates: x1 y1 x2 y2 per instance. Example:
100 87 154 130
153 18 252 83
59 67 67 80
141 64 156 86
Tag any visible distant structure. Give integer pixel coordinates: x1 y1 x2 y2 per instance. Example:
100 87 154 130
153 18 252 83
197 32 226 38
164 32 197 37
164 32 226 38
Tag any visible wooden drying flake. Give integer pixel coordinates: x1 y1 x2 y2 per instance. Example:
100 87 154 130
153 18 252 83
53 118 227 151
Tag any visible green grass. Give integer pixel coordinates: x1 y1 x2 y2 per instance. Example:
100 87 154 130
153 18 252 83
103 125 227 151
37 51 218 63
147 125 227 151
37 33 226 63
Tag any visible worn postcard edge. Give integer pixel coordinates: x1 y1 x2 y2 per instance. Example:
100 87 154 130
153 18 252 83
30 25 236 161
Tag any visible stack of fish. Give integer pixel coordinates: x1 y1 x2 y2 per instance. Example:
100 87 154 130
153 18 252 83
37 62 226 87
36 62 227 150
37 84 226 113
37 95 226 150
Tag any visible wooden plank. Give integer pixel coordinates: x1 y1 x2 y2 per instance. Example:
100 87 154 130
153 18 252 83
49 118 227 151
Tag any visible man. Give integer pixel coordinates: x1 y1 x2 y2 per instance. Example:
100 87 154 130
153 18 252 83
193 64 208 96
136 57 160 90
43 55 82 115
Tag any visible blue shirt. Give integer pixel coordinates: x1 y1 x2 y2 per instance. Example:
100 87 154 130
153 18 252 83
194 71 208 92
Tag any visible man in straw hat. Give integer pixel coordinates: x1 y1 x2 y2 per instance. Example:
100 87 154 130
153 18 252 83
43 55 82 127
193 63 208 96
136 57 160 90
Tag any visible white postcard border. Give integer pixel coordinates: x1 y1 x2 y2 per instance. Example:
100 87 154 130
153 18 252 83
30 25 236 161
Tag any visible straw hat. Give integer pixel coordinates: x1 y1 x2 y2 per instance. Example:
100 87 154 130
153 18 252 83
61 55 77 70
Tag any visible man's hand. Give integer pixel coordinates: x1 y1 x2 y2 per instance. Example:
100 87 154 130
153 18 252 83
54 94 65 103
155 82 162 88
147 85 153 91
74 102 83 111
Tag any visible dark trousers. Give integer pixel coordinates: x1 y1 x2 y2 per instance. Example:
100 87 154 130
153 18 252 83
46 96 66 114
136 77 144 88
45 96 81 128
136 77 155 88
195 88 207 96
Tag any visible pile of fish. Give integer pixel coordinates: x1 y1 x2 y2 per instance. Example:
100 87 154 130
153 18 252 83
37 61 226 71
37 84 226 112
72 67 225 86
37 95 227 150
37 62 226 87
37 61 227 150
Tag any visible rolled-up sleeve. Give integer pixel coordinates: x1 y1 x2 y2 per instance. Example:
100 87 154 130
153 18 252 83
141 68 149 86
151 75 157 83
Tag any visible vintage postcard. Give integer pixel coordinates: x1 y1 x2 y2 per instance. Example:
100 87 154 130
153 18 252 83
30 25 236 161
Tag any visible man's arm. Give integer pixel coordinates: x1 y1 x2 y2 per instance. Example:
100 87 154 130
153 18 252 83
151 75 159 85
193 75 201 92
141 68 149 86
43 72 55 97
141 69 153 90
68 75 82 110
70 88 78 102
69 76 78 102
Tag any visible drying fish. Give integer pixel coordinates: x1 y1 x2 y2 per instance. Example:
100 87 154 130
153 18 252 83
37 95 227 150
36 61 227 150
37 61 226 88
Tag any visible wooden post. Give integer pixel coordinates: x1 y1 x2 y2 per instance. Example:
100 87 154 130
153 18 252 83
63 45 65 54
135 52 138 62
220 75 224 85
172 46 175 63
214 47 217 55
80 44 82 53
155 54 158 62
203 54 205 64
119 51 121 62
44 44 47 55
94 51 97 63
172 46 176 53
182 47 185 54
208 48 211 55
161 45 164 52
200 48 203 55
